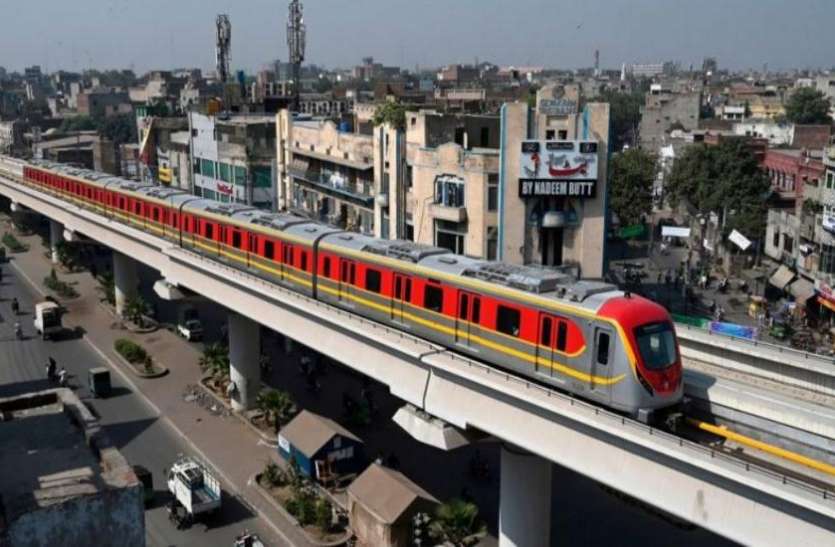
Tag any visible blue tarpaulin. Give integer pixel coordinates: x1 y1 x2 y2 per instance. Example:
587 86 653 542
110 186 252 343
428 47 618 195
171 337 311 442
709 321 758 341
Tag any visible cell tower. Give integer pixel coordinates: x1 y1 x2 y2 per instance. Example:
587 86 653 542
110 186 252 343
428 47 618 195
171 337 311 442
287 0 306 111
594 49 600 77
216 14 232 84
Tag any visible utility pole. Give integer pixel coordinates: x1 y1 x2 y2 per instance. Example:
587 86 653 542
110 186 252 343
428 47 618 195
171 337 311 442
287 0 306 112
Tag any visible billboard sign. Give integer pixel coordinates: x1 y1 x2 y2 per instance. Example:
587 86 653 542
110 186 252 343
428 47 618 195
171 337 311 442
538 99 577 116
519 140 599 198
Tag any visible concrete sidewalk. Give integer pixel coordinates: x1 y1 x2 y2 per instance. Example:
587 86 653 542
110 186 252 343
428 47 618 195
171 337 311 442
6 229 316 547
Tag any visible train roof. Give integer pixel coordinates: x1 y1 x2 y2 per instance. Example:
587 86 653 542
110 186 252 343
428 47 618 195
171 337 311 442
245 210 310 231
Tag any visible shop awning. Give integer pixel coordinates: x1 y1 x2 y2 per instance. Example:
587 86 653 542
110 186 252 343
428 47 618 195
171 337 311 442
768 265 795 290
788 277 815 304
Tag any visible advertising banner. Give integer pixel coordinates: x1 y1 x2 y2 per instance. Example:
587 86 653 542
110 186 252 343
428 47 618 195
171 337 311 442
519 140 599 198
708 321 758 341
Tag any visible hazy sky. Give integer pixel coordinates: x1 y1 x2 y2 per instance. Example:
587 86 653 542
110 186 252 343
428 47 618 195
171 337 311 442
1 0 833 74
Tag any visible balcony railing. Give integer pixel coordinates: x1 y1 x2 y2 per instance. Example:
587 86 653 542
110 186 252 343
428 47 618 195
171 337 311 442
289 167 374 209
429 202 468 223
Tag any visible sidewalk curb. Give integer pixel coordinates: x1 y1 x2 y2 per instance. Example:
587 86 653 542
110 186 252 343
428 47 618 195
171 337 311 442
10 256 298 547
198 376 279 445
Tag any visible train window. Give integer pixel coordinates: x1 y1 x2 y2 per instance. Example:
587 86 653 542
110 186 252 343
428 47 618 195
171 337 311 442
283 245 293 265
423 284 443 313
540 317 553 346
232 231 242 249
596 332 610 365
365 269 382 293
133 202 141 215
205 223 214 240
556 322 568 352
119 197 126 210
322 257 331 277
496 305 521 337
152 208 160 222
471 298 481 324
264 240 275 260
300 252 308 271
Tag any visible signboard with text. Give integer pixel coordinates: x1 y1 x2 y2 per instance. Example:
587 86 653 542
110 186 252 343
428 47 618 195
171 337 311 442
519 140 599 198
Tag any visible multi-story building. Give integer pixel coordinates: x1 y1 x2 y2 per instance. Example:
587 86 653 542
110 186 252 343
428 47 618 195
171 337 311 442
189 111 276 208
639 84 701 151
631 63 665 79
77 87 133 118
276 87 610 276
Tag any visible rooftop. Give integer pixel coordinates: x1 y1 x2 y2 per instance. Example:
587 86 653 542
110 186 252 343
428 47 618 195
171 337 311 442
347 463 437 524
0 389 138 526
279 410 362 456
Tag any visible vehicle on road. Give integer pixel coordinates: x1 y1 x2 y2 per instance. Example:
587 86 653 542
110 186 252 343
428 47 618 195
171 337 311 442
177 318 204 342
166 455 221 526
234 531 266 547
33 301 62 340
88 367 112 398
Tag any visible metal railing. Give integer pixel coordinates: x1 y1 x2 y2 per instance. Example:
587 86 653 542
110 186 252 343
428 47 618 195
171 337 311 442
3 173 835 506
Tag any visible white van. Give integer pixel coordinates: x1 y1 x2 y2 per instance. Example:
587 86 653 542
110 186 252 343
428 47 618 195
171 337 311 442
33 301 62 340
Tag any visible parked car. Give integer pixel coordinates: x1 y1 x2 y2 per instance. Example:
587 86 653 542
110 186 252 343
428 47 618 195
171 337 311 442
177 318 203 341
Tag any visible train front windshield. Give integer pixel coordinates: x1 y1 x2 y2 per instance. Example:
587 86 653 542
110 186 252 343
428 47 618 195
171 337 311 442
634 322 677 370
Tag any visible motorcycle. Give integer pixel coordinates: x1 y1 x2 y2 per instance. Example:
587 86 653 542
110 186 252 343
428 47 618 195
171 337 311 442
14 322 23 340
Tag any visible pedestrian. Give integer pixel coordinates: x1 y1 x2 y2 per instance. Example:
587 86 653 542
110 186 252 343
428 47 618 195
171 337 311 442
11 297 18 315
47 357 56 382
45 362 53 382
58 367 67 387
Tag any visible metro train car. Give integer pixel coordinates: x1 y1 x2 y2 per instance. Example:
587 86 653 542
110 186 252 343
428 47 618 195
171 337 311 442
0 156 684 421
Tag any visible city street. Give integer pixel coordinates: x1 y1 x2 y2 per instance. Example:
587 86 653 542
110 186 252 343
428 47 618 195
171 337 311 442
0 262 282 547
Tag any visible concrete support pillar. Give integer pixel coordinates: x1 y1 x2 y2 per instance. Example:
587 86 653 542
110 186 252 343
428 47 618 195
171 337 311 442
49 220 63 265
228 313 261 412
113 252 138 317
499 444 552 547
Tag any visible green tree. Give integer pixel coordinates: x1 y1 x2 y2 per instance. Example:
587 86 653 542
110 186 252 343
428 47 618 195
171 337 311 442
666 140 771 241
59 115 97 132
256 388 296 428
785 87 832 125
199 343 230 378
429 498 487 547
593 89 644 151
97 113 138 145
123 294 150 326
609 148 657 226
371 101 406 130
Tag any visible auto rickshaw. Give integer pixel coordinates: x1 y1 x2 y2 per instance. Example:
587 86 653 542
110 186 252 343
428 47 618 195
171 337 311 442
88 367 112 398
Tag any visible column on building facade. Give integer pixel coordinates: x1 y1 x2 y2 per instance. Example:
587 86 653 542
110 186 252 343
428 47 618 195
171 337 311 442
113 251 138 317
499 444 552 547
49 219 63 265
228 312 261 411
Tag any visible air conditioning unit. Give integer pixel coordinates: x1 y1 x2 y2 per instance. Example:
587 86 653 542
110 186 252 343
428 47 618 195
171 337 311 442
823 215 835 234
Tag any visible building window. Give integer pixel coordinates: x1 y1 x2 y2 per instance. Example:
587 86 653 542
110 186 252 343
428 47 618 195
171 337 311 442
784 235 794 254
365 269 382 293
435 220 466 255
827 171 835 190
545 130 555 140
435 175 465 207
480 127 489 147
487 227 498 260
406 165 413 190
200 159 215 179
219 162 232 183
487 174 498 212
423 284 443 313
496 305 520 337
558 130 568 139
821 244 835 275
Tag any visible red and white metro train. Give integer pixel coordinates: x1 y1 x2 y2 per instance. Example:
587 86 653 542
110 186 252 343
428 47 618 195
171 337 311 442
0 156 683 421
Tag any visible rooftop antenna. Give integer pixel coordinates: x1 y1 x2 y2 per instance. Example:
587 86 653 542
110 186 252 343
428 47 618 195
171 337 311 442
216 14 232 113
287 0 306 112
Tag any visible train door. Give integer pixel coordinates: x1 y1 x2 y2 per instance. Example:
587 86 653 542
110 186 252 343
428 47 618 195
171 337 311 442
281 244 293 281
537 314 557 375
390 273 412 322
339 259 356 303
455 291 481 348
591 328 612 394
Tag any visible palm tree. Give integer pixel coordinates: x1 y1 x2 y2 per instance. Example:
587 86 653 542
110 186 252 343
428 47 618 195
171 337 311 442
256 388 296 428
123 295 149 326
199 343 230 378
429 498 487 547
